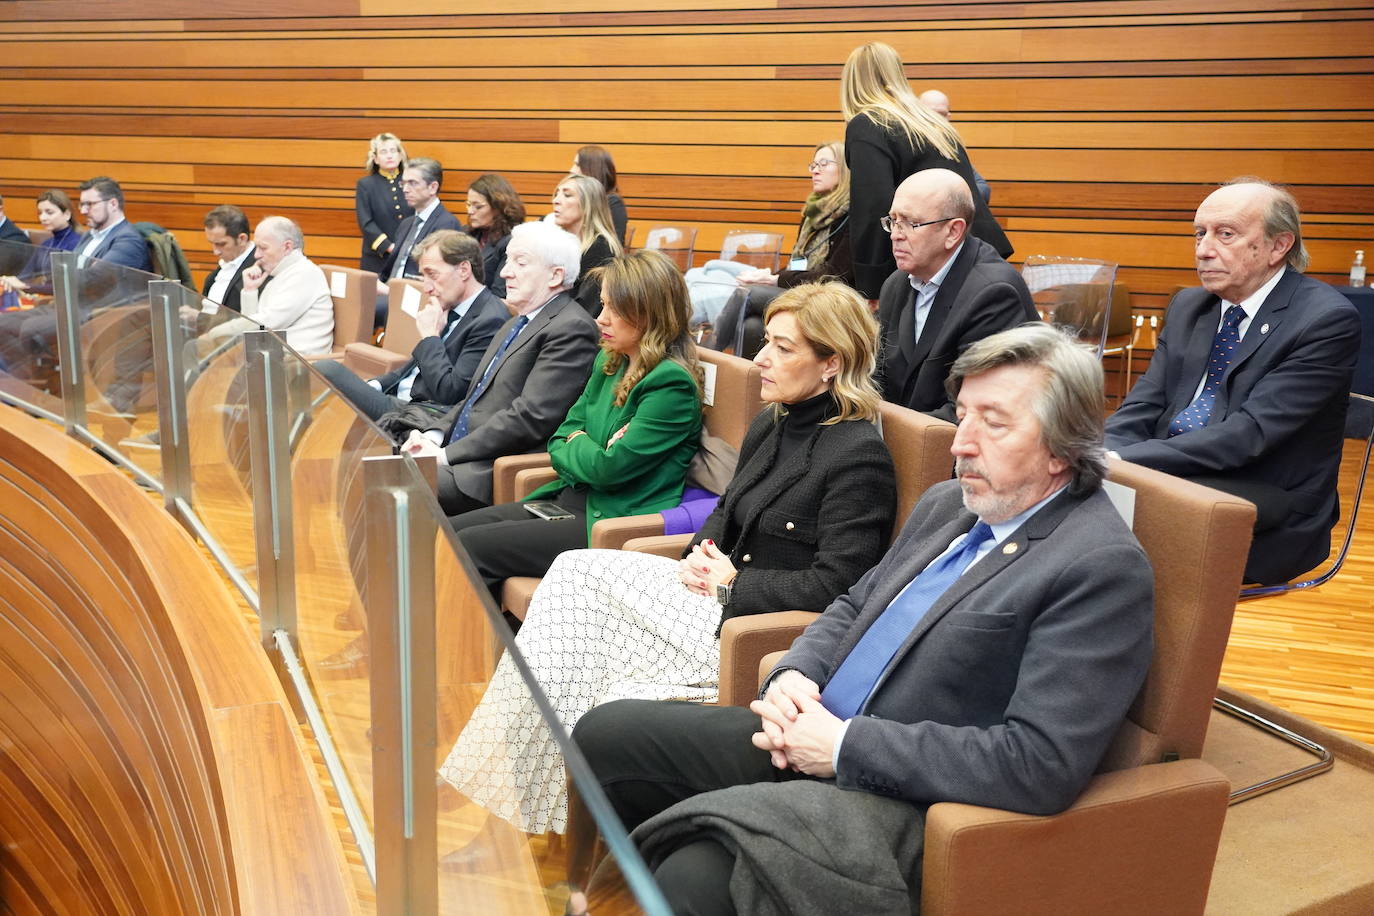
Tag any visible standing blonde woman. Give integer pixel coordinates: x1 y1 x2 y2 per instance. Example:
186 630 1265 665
550 173 623 316
354 132 412 273
841 41 1012 298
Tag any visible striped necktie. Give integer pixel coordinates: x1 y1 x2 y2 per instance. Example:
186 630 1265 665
447 316 529 444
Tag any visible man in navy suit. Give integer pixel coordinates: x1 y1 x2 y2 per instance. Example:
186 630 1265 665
1105 178 1361 584
72 176 151 273
373 156 463 326
316 230 507 421
574 324 1154 913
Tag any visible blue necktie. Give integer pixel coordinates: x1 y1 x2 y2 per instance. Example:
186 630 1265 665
821 522 994 720
1167 304 1245 437
447 316 528 444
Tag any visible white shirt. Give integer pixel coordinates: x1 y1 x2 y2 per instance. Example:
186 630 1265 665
908 241 965 346
204 245 254 307
393 289 480 402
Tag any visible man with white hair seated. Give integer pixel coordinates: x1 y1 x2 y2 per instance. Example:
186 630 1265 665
210 215 334 355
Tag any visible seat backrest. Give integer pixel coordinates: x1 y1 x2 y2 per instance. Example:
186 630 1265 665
1104 284 1133 338
699 348 764 449
643 225 698 271
1020 255 1118 357
377 277 426 354
25 228 53 246
623 225 637 249
317 264 377 350
876 401 957 536
1097 461 1255 771
720 230 785 271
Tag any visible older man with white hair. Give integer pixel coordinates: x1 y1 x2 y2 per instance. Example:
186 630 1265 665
215 215 334 355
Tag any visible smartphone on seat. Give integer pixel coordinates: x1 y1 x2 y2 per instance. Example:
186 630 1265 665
524 501 575 521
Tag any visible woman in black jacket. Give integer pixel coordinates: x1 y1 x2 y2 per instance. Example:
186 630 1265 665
354 132 412 273
438 281 895 839
841 41 1012 299
551 174 622 316
464 173 525 299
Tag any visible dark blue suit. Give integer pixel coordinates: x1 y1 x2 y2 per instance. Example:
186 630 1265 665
77 218 151 273
1106 269 1361 583
378 203 463 281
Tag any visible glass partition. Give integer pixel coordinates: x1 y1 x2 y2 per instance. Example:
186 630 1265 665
3 253 672 912
0 238 69 418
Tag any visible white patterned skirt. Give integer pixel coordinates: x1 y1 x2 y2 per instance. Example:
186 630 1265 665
439 548 722 834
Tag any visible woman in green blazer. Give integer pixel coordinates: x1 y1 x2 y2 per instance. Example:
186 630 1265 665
448 248 703 596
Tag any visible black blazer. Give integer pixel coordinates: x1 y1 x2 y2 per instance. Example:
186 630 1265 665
355 171 412 273
574 234 616 317
607 191 629 244
691 402 896 623
0 217 27 244
379 203 463 281
1106 270 1361 584
875 237 1037 422
475 230 510 299
199 252 257 313
375 286 509 408
846 112 1013 298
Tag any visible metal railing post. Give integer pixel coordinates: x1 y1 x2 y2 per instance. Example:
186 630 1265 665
49 249 87 431
148 280 193 527
364 454 438 916
244 330 298 649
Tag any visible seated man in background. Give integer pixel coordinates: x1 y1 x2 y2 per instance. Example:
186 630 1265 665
573 323 1154 915
0 194 29 244
875 168 1037 422
373 156 462 325
314 230 508 421
398 221 600 515
1105 177 1360 585
199 204 257 313
73 176 152 272
208 215 335 356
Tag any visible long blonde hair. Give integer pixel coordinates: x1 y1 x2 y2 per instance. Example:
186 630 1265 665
764 282 881 424
556 174 624 258
840 42 961 161
592 249 702 407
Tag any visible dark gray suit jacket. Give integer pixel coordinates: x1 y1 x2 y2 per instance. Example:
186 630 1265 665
379 202 463 280
1105 269 1360 584
0 217 27 244
776 480 1154 816
375 286 508 408
427 290 600 505
875 237 1037 422
78 218 151 272
200 252 257 313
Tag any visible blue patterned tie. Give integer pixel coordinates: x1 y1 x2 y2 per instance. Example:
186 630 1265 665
447 316 528 444
821 522 994 720
1167 304 1245 437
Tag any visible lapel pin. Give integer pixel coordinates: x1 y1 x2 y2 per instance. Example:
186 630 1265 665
1002 542 1019 555
1260 323 1270 334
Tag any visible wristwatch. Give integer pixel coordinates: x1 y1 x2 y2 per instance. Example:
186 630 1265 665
715 573 737 606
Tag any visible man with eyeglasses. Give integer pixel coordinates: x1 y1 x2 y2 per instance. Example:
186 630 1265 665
874 168 1035 422
373 156 462 326
73 176 151 272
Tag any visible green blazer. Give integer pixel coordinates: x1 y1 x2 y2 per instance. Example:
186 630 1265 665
528 349 703 540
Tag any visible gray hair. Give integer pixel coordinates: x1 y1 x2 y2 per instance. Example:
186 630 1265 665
946 322 1107 495
510 221 581 290
406 156 443 189
1222 176 1308 272
256 215 304 251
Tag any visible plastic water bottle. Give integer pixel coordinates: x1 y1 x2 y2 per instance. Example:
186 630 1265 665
1352 250 1367 287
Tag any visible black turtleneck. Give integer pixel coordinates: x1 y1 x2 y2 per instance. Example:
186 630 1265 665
729 390 836 530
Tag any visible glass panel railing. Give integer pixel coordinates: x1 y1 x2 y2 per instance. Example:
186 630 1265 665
0 238 70 419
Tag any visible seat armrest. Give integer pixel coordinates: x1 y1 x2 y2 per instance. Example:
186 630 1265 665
922 759 1230 916
342 342 409 377
717 610 820 707
514 467 559 500
623 532 693 559
591 513 668 550
492 453 551 504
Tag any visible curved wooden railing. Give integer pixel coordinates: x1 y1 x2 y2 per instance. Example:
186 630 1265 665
0 403 357 915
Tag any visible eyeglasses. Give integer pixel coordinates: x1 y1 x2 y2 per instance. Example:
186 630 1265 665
807 158 837 172
78 198 111 211
880 215 957 234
